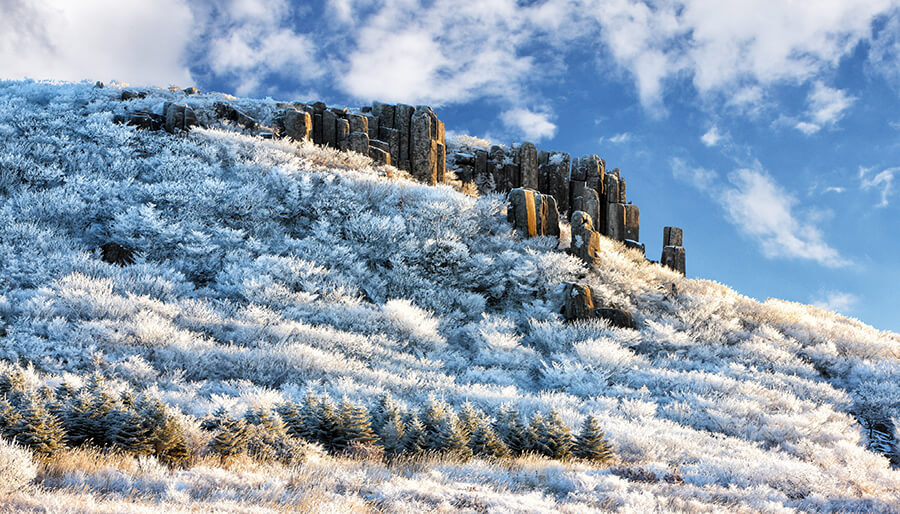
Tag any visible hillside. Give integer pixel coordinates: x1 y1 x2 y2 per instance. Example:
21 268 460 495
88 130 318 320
0 80 898 512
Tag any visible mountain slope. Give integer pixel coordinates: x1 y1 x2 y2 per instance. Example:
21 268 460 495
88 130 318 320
0 80 898 512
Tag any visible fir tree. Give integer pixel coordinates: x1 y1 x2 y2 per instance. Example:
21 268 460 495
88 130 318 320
142 399 190 466
0 396 22 439
200 406 230 431
297 390 322 441
210 415 249 459
457 401 482 443
377 403 407 458
542 409 575 460
527 412 551 457
420 398 471 458
104 406 154 456
337 396 378 452
275 402 306 440
313 395 343 453
493 405 530 456
402 412 427 454
0 365 25 396
575 415 613 464
469 420 510 458
12 393 65 458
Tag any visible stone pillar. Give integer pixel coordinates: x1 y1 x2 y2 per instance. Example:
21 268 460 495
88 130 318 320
540 152 570 216
348 114 368 136
624 240 645 255
570 211 602 266
607 203 626 241
661 227 685 275
349 132 368 155
475 150 488 182
563 282 595 321
411 107 439 184
619 176 626 203
281 108 311 141
312 102 326 145
436 141 446 183
394 104 415 170
369 147 391 166
663 226 683 246
322 110 337 147
379 126 401 167
508 188 560 237
504 163 520 189
365 113 378 140
373 101 395 130
336 118 350 151
624 204 639 242
518 142 539 190
662 246 686 275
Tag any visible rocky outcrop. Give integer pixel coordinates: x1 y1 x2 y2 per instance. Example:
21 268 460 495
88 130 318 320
163 102 197 133
569 211 602 266
562 282 636 329
508 188 560 237
661 227 686 275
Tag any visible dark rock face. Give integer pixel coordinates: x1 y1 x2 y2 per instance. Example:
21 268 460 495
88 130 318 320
570 211 602 266
278 108 311 141
114 111 163 131
508 188 560 237
162 103 197 133
100 242 135 266
349 132 369 155
664 226 683 247
624 204 640 242
563 282 595 320
517 142 539 190
216 103 259 131
662 245 686 275
562 282 636 329
120 90 147 101
624 239 645 256
369 146 391 166
595 308 635 329
607 202 626 241
336 118 350 150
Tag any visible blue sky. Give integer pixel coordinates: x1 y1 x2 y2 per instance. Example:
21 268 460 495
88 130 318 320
2 0 899 331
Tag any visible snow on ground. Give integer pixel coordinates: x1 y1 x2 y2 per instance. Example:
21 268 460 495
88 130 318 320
0 80 898 512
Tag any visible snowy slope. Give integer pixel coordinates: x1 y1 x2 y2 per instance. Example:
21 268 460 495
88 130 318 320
0 80 898 512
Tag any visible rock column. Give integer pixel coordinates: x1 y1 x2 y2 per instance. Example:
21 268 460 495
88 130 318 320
661 227 686 275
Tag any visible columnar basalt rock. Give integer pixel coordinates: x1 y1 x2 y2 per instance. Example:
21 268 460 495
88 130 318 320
410 106 445 185
349 132 369 155
277 108 311 141
661 226 686 275
336 118 350 151
624 204 640 242
348 113 368 135
563 282 595 320
508 188 560 237
369 146 391 166
322 110 338 148
395 104 415 170
162 103 197 133
570 211 602 266
517 142 539 190
607 202 626 241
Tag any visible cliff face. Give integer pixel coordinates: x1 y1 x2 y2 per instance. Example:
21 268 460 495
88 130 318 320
0 80 898 512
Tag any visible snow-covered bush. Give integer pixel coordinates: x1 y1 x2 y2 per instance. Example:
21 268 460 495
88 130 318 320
0 437 37 495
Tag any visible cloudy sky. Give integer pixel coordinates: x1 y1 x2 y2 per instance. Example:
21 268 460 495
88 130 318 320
2 0 899 331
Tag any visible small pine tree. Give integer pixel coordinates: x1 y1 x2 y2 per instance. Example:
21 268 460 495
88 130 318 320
494 405 530 456
142 399 190 466
210 415 249 459
105 406 154 456
275 402 306 440
420 399 471 458
337 397 378 452
200 406 230 431
469 420 510 458
527 412 551 457
543 409 575 460
457 402 482 443
378 404 407 458
0 397 23 439
402 412 427 454
0 365 26 396
575 415 613 464
12 393 65 459
297 390 321 441
313 395 343 453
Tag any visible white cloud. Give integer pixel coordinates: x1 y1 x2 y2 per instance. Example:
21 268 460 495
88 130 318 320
500 108 557 141
0 0 193 86
859 166 899 207
601 132 632 144
585 0 893 110
673 160 849 267
811 290 859 314
700 126 724 146
671 157 718 192
792 81 856 134
721 169 849 267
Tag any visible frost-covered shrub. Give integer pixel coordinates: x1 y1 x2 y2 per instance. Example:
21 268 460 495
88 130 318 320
0 437 37 495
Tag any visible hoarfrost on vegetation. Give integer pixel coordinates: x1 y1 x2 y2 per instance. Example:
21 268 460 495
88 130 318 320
0 80 898 512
